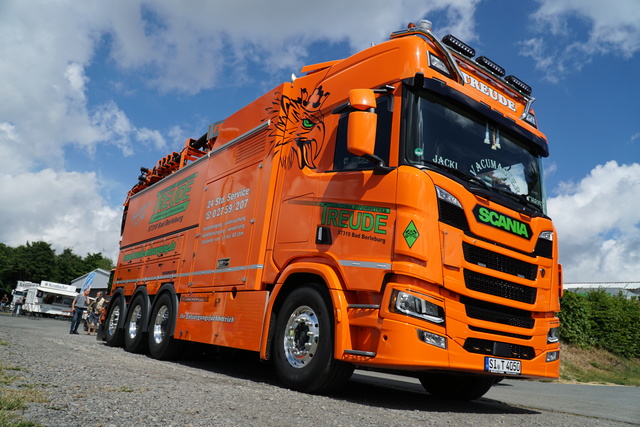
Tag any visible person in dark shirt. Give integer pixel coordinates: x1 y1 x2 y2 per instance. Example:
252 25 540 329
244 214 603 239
70 288 90 335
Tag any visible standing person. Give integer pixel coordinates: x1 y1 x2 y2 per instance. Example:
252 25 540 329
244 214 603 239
86 292 105 335
70 288 90 335
1 294 8 312
12 295 25 316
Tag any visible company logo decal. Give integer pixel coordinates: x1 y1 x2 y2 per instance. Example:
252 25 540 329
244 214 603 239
321 202 389 244
150 172 198 224
460 71 517 112
473 206 531 239
266 86 329 170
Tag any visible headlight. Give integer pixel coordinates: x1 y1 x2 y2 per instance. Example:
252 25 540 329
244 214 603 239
435 185 462 208
547 327 559 343
390 290 444 324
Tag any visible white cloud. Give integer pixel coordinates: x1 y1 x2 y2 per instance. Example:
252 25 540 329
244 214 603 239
0 170 121 259
0 0 481 257
548 161 640 282
523 0 640 81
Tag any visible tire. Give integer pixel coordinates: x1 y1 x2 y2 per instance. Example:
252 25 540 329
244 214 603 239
273 285 354 394
104 296 125 347
148 292 184 360
124 294 148 354
419 372 495 401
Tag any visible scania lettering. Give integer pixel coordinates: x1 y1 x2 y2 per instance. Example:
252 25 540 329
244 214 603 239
101 19 561 401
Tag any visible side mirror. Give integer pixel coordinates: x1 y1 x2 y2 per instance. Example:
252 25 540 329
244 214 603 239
347 89 377 157
340 88 393 174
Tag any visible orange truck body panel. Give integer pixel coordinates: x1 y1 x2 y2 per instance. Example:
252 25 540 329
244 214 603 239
112 23 560 381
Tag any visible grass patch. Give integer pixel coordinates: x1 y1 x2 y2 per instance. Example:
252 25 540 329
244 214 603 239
560 343 640 386
0 362 47 427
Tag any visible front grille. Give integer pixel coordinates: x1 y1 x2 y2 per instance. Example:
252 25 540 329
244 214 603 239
463 338 535 360
438 201 553 260
464 270 537 304
462 296 535 329
535 237 553 259
438 200 469 232
463 243 537 280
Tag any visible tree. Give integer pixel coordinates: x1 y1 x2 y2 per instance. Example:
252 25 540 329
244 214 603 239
83 252 114 272
10 241 56 283
54 248 86 284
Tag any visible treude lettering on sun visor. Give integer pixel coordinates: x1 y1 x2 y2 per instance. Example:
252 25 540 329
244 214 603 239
473 206 532 240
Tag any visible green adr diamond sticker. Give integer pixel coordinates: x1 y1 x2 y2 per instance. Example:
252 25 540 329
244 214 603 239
402 221 420 248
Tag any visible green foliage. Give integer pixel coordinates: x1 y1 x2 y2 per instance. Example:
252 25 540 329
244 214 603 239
558 291 591 348
0 241 114 294
561 289 640 359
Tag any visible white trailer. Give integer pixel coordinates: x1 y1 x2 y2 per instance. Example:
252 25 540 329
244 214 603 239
24 281 78 318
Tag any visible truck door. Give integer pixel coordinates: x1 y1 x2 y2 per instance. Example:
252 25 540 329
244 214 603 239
273 93 396 292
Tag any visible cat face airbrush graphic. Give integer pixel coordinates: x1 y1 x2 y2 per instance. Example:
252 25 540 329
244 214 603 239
266 86 330 169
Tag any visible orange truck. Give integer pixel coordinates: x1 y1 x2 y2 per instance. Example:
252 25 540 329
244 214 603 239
102 19 561 400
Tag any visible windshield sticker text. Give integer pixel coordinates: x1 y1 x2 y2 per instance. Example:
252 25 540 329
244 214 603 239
432 154 458 169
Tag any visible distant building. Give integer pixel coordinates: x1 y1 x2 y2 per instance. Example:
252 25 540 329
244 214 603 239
564 282 640 299
71 269 111 298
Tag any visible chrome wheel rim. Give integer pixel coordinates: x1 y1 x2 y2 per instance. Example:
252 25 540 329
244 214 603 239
127 305 142 340
283 305 319 368
152 305 169 345
108 305 120 336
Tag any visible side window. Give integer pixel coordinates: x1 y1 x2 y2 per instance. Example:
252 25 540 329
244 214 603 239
333 96 392 171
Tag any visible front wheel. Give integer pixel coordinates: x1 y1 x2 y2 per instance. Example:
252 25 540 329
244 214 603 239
419 372 495 401
148 292 184 360
124 294 148 354
273 285 353 394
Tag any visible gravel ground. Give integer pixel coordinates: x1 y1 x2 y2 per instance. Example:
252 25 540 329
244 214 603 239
0 314 633 427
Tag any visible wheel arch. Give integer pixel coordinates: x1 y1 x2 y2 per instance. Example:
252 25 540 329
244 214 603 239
260 262 350 361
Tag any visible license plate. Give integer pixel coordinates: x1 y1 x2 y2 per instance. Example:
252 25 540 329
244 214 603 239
485 357 521 375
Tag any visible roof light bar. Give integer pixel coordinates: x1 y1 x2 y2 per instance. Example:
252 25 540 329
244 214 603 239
442 34 475 58
475 56 505 77
505 75 532 96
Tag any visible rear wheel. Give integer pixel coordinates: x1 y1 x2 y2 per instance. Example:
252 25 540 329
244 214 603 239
419 372 495 401
148 292 184 360
124 294 148 353
273 285 353 393
104 296 125 347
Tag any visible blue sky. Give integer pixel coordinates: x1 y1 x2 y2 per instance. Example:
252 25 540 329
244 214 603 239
1 0 639 283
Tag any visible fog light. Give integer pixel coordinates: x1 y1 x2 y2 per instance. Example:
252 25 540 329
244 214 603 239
417 329 447 349
391 290 444 324
547 327 559 343
546 351 559 362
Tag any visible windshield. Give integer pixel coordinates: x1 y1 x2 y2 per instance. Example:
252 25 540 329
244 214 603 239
403 88 547 214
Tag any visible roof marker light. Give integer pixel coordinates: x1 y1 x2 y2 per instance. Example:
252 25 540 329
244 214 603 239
506 75 533 96
442 34 475 58
475 56 506 77
428 52 451 78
